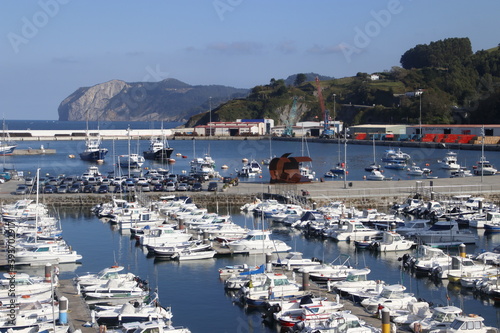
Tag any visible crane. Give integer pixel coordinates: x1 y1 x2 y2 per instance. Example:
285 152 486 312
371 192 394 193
316 77 334 138
282 96 298 137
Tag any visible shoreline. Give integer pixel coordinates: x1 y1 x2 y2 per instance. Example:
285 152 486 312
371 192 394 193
7 129 500 151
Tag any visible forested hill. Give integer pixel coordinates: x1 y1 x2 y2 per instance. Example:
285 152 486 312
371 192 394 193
185 37 500 128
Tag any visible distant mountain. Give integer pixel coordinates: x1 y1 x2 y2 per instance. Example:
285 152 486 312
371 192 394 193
58 78 249 122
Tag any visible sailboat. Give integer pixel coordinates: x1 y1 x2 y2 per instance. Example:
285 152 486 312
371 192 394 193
143 123 174 161
119 127 145 170
0 119 16 156
365 135 381 171
473 126 497 176
299 133 315 180
79 119 108 162
330 132 345 175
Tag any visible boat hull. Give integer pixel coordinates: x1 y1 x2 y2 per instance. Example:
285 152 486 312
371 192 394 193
143 147 174 160
80 149 108 161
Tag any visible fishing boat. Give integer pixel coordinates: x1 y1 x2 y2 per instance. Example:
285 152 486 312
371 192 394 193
79 120 107 162
143 136 174 161
189 154 218 180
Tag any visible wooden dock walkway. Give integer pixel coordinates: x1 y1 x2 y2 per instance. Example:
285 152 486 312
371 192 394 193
56 279 97 333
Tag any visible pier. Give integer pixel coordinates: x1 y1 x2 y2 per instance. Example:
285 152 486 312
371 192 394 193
56 279 96 333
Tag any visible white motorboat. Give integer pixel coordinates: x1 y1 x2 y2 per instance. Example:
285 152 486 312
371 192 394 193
432 256 494 281
15 242 82 265
274 295 343 328
473 156 497 176
83 279 149 304
113 208 165 230
327 268 381 295
371 231 415 252
227 229 291 254
75 265 137 287
94 293 172 327
407 220 478 245
139 227 192 247
366 169 385 181
295 310 380 333
236 159 262 177
239 273 302 306
382 148 411 162
0 273 52 300
171 249 216 261
189 155 218 180
327 220 382 242
150 241 210 258
395 219 432 236
410 305 462 333
223 265 267 290
203 222 250 241
438 151 461 170
118 319 192 333
443 314 498 333
118 153 145 168
470 212 500 229
410 245 452 276
271 252 321 269
407 164 424 176
360 284 417 315
450 167 473 178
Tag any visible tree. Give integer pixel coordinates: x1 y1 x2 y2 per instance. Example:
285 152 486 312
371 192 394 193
294 73 307 86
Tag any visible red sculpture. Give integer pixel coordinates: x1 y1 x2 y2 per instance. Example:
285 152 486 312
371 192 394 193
269 153 313 183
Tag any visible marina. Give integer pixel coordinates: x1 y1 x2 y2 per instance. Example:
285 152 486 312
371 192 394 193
1 131 500 332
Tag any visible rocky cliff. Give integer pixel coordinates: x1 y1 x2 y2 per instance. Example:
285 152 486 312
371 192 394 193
58 78 248 122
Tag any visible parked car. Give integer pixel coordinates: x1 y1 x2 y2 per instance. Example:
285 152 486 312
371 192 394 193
113 185 124 193
153 183 164 192
25 177 34 186
83 184 96 193
191 182 202 192
68 183 82 193
97 184 109 193
165 182 176 192
207 182 218 192
176 183 189 191
43 185 56 194
138 183 150 192
57 184 68 194
15 184 29 195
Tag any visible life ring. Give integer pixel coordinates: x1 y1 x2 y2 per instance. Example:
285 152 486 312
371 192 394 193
111 265 119 268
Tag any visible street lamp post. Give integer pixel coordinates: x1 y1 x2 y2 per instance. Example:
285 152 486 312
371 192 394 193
419 93 422 140
333 94 336 135
209 97 212 137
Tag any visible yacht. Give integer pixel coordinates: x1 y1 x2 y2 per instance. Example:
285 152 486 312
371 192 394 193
236 159 262 177
118 153 145 168
366 169 385 181
438 151 461 170
190 155 218 180
382 148 411 162
473 156 497 175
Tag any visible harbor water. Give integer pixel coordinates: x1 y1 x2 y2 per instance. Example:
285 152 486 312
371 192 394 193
3 120 500 331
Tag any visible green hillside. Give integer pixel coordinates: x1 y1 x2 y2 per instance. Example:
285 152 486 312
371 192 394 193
186 37 500 127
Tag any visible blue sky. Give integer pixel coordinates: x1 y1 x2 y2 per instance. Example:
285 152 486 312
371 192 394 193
1 0 499 120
